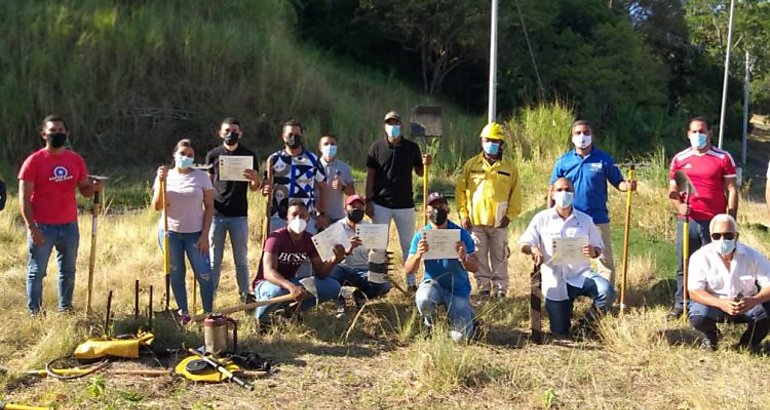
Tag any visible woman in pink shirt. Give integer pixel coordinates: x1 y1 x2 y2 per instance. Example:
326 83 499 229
152 139 215 324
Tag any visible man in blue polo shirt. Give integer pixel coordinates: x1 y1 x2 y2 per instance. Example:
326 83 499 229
549 120 636 289
404 192 479 342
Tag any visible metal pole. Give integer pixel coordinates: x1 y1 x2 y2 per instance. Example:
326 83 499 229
742 49 750 168
488 0 498 123
717 0 736 149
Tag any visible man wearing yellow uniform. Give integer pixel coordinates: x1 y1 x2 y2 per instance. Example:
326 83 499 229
456 122 521 298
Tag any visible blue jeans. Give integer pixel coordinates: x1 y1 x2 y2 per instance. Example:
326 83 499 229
372 203 416 285
26 222 79 313
544 271 615 336
209 215 250 296
330 264 392 299
415 280 474 341
689 301 770 347
269 216 317 278
674 219 711 309
158 229 214 314
253 276 342 322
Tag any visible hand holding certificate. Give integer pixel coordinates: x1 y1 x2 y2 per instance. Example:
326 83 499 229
219 155 254 181
422 229 461 260
355 224 389 249
311 223 349 262
550 236 589 265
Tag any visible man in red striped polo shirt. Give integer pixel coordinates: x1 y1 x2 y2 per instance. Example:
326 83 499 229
667 116 739 319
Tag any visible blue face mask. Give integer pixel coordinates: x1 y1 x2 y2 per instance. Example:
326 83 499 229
321 144 337 158
385 124 401 139
175 154 194 169
482 141 500 156
718 238 736 255
553 191 574 208
689 132 708 150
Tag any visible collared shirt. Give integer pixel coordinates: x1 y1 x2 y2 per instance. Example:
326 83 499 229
408 220 476 297
549 148 624 224
366 137 422 209
456 152 521 227
267 149 326 218
669 146 736 221
687 242 770 299
319 157 354 221
333 218 370 270
518 207 604 301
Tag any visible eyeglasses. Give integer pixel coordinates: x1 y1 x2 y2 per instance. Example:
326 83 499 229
710 232 736 240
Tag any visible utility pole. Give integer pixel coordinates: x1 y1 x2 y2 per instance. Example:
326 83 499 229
742 50 752 169
717 0 736 149
488 0 498 123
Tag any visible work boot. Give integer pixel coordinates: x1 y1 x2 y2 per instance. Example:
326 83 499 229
700 331 718 351
478 290 491 300
241 293 257 304
352 289 368 308
494 289 506 299
667 306 684 320
335 296 347 320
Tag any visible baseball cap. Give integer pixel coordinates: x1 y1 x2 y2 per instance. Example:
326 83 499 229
426 192 448 206
345 194 366 207
383 111 401 122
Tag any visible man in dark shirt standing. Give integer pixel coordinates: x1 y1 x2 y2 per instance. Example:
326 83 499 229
365 111 431 290
205 117 260 303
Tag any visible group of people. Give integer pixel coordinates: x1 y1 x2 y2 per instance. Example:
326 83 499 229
13 112 770 350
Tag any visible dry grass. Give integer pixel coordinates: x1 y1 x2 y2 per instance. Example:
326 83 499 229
3 156 770 409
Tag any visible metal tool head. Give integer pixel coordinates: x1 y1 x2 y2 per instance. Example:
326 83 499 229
674 170 697 196
410 105 442 138
298 277 319 298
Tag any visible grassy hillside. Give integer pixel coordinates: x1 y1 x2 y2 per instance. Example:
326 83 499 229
0 0 482 174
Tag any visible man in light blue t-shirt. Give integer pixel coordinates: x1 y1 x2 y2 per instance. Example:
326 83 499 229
317 134 355 223
404 192 479 341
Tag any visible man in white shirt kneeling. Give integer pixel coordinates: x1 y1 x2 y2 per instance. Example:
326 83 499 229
518 177 615 338
688 213 770 352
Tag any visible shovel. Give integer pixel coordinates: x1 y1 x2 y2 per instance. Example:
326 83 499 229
674 170 697 319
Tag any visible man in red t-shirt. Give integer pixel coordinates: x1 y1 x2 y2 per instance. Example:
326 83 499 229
18 115 103 314
252 199 344 325
667 116 738 318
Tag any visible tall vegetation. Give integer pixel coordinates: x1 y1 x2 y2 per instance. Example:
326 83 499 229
0 0 478 170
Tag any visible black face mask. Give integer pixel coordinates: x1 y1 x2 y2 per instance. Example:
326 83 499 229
224 131 240 146
284 133 302 149
347 209 365 223
429 208 448 226
46 132 68 148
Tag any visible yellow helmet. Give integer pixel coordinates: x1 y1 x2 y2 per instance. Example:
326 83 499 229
480 122 504 140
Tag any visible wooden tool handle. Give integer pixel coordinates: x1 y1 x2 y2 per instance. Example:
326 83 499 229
191 294 295 322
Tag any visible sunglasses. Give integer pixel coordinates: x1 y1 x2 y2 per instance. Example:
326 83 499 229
710 232 736 240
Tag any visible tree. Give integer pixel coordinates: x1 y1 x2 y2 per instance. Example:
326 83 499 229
358 0 489 95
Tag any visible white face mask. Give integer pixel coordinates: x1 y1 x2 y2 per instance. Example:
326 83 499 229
553 190 574 208
287 218 307 234
572 134 592 150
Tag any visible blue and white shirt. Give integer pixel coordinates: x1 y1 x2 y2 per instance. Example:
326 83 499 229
267 149 326 218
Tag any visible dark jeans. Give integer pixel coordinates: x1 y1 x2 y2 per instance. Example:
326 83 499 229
674 219 711 309
689 301 770 347
330 265 392 299
544 271 615 336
